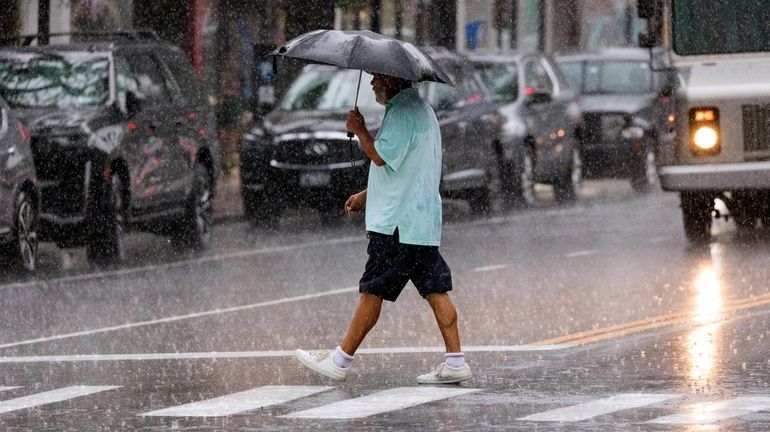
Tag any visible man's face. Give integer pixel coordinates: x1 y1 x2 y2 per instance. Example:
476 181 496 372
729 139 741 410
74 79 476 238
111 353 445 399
370 73 398 105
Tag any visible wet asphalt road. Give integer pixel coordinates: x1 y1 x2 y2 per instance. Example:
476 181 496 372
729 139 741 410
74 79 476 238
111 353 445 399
1 180 770 431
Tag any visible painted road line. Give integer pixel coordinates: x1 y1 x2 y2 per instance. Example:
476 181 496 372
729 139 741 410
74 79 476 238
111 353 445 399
518 393 679 422
0 387 19 392
473 264 510 272
0 344 570 364
530 291 770 347
0 386 119 415
0 286 359 350
282 387 480 419
141 385 333 417
564 250 597 258
647 397 770 425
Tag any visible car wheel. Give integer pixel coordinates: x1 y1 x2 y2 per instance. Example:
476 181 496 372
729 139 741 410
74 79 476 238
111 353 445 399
507 146 536 207
681 191 713 244
173 164 213 250
469 157 503 215
1 191 38 273
553 147 582 204
243 189 281 228
87 174 127 265
631 145 658 193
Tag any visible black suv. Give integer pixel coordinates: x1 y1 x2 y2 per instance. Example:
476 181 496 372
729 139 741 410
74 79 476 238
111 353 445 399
0 31 218 264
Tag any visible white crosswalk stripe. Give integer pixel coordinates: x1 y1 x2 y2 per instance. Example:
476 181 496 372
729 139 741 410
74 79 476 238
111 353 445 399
282 386 480 419
517 393 679 422
647 396 770 425
0 385 119 415
140 385 333 417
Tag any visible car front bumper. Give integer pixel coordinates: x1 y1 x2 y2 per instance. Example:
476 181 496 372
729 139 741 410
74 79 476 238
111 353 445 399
659 160 770 191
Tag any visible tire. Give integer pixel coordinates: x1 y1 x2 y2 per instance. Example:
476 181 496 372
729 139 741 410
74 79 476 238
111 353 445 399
681 192 713 244
553 147 582 204
631 145 658 193
87 174 127 266
242 189 281 228
1 191 38 273
468 156 503 215
506 146 536 207
173 164 213 250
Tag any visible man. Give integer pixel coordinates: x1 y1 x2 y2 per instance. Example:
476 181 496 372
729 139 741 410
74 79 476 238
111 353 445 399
295 72 471 384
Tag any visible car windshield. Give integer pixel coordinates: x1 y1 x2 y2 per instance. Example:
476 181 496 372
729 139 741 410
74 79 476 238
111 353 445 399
474 62 518 103
560 60 651 94
279 67 377 111
672 0 770 55
0 52 110 109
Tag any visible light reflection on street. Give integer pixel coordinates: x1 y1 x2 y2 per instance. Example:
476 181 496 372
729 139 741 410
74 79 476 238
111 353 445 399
686 244 725 389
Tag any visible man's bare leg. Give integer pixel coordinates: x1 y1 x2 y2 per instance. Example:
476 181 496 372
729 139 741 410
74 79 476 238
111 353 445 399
340 293 383 355
426 292 461 353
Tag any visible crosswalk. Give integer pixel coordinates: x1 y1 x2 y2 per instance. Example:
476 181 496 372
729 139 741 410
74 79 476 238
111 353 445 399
0 385 768 425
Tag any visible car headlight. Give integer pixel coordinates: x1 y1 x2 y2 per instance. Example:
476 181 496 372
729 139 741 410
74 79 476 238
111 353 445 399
689 108 720 155
621 126 645 140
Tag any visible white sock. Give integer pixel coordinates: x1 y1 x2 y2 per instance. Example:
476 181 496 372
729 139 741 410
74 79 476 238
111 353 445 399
333 346 354 368
444 352 465 368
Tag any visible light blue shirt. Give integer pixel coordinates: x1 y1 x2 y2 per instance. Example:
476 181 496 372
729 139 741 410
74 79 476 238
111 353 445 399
366 87 443 246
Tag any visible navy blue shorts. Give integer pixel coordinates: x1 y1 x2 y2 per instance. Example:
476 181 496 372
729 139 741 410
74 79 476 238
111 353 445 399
359 229 452 302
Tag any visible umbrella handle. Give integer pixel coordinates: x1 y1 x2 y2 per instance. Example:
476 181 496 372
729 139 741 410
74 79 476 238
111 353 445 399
347 70 363 139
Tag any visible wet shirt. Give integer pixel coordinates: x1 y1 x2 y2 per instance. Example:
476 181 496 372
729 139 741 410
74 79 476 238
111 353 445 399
366 87 443 246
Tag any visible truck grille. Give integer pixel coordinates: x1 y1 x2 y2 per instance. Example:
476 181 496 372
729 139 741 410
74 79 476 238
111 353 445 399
743 104 770 153
581 113 626 144
273 138 365 166
30 136 90 215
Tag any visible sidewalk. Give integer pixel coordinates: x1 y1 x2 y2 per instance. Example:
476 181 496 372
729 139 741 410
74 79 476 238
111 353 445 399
213 172 244 223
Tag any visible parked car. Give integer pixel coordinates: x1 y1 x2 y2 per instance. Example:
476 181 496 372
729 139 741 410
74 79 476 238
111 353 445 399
470 51 583 204
240 48 503 224
0 31 218 265
0 96 39 273
556 48 673 192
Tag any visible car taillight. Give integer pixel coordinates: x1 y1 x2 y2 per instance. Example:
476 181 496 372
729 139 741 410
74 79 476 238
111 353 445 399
467 93 482 104
17 122 30 141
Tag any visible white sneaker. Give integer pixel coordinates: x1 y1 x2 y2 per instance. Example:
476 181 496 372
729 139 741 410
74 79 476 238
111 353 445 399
417 362 472 384
295 349 348 381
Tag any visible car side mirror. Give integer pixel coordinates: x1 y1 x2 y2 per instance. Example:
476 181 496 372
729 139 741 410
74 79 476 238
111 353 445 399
125 91 143 117
525 90 551 106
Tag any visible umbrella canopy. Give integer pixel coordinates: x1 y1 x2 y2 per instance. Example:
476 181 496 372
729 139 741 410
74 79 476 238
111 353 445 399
270 29 453 86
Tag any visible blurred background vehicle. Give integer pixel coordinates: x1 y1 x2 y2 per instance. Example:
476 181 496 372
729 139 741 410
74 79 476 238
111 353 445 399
0 95 39 273
471 51 583 206
556 47 672 192
0 31 218 265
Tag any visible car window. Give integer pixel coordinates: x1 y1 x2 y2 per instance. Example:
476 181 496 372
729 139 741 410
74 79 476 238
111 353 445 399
474 62 519 103
0 105 6 138
124 53 173 106
161 48 204 106
557 61 583 91
584 61 652 94
523 59 553 93
279 67 377 111
0 52 109 109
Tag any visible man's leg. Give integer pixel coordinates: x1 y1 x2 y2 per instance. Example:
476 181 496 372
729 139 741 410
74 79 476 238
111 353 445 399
425 292 461 353
340 292 383 355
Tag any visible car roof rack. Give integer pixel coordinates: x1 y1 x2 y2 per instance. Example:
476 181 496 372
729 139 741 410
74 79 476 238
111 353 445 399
0 30 161 47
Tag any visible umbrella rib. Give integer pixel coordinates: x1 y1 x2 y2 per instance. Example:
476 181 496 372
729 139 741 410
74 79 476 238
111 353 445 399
347 34 365 70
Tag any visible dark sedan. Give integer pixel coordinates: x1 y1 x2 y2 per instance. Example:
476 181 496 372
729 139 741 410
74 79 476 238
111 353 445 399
0 96 39 273
470 52 583 205
556 48 674 192
240 50 503 224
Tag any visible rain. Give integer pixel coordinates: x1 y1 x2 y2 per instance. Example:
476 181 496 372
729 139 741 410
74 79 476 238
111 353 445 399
0 0 769 430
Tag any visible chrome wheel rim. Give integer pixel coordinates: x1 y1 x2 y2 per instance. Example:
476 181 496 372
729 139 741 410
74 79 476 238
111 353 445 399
571 148 583 195
17 198 37 272
195 177 213 243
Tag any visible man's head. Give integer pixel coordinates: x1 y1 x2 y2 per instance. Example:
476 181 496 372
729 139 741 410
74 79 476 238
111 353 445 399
370 73 412 105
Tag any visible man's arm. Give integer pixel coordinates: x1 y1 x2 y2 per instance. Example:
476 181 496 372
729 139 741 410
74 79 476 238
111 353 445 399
345 189 367 214
347 108 386 166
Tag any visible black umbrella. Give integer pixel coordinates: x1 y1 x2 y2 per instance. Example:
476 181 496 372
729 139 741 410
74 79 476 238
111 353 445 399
270 29 453 159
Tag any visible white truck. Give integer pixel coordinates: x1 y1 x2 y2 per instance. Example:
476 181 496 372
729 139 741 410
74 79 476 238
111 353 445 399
637 0 770 243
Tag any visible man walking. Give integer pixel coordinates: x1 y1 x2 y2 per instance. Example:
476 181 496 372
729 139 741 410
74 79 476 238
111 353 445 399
295 72 471 384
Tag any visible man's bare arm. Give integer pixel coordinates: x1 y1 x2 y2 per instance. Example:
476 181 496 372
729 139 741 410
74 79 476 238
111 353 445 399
347 108 386 166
